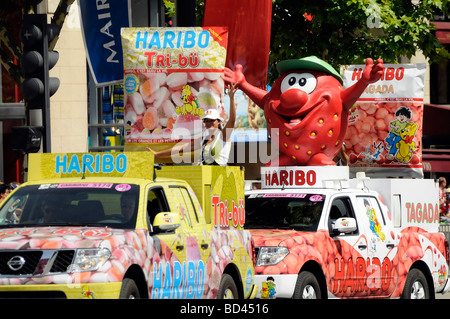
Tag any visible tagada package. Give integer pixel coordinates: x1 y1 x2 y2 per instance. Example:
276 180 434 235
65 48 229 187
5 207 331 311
342 63 426 178
121 27 228 154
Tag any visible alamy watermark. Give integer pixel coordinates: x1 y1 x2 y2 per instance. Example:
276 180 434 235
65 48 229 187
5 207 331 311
167 122 280 165
366 4 381 28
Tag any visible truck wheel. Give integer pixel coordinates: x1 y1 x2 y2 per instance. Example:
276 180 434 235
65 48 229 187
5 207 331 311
292 271 321 299
217 274 238 299
119 278 140 299
401 268 430 299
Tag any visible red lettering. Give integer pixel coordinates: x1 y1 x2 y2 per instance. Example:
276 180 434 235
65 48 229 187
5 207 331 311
295 170 305 185
343 258 355 293
333 258 345 294
265 171 271 186
156 54 165 67
368 258 381 291
213 196 243 228
219 200 228 227
379 67 404 81
212 195 220 226
165 54 171 67
178 53 188 67
239 198 245 226
271 171 279 186
232 200 239 227
307 170 316 186
385 68 395 80
395 67 404 80
381 258 392 291
352 68 362 81
355 257 366 292
145 52 156 67
280 170 289 186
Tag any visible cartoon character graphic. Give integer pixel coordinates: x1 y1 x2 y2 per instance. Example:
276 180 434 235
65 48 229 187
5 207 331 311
438 265 448 285
361 141 384 163
385 106 411 160
81 285 95 299
260 276 277 299
395 122 418 163
364 199 385 241
224 56 384 166
260 281 270 299
177 85 204 117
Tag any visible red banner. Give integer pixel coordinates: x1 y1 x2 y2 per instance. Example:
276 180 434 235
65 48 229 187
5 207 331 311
202 0 272 88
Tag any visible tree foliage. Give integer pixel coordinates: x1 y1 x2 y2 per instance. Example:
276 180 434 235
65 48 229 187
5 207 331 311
1 0 449 88
269 0 449 83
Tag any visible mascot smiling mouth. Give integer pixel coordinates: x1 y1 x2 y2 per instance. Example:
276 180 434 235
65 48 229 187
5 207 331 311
273 95 331 130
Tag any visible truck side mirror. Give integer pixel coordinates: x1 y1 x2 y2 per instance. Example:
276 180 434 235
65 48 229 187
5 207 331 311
153 212 180 232
332 217 357 235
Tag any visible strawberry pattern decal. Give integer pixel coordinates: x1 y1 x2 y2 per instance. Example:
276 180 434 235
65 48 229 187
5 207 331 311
224 56 384 166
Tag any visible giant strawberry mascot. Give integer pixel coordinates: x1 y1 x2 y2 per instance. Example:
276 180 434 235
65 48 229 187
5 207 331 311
224 56 384 166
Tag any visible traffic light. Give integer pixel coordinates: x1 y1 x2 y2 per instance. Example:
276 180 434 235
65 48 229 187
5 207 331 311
20 14 60 110
11 126 44 154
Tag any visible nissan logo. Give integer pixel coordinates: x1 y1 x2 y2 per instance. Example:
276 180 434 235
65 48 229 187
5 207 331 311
7 256 26 271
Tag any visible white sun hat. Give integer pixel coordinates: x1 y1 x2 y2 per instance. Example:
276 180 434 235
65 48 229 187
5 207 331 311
203 108 223 122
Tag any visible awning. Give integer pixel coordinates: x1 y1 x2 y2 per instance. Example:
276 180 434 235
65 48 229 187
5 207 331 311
422 149 450 172
432 21 450 44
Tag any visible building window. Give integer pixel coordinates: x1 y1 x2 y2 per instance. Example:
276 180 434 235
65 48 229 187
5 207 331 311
430 57 450 104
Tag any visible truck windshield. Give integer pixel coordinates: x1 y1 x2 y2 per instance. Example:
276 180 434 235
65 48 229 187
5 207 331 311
245 193 325 231
0 183 139 229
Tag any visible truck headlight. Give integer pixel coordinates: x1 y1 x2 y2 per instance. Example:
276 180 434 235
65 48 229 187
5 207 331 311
256 247 289 266
68 248 111 272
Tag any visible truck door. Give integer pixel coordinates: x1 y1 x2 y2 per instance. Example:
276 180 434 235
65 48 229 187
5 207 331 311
153 185 206 299
170 186 211 268
355 195 398 298
146 186 189 299
326 196 369 298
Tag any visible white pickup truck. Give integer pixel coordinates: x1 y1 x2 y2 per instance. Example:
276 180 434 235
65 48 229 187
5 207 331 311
245 166 449 299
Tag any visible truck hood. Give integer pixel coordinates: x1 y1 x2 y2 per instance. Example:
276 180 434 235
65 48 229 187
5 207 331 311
249 228 323 247
0 226 134 250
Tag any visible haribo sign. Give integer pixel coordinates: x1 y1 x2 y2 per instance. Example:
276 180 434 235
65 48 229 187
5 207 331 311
341 63 426 178
121 27 228 146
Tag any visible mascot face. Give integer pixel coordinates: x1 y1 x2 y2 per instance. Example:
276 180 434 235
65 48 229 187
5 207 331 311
265 70 347 166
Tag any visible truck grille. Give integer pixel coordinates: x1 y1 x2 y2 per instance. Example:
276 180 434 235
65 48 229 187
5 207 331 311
0 250 75 277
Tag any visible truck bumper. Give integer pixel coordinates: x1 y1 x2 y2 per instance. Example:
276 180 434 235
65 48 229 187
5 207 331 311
0 282 122 299
254 274 298 299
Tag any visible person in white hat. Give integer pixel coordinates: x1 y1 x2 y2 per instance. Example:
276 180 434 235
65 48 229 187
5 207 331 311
147 84 237 166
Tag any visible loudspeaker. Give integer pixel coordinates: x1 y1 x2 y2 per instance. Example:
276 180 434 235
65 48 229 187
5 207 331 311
12 126 44 154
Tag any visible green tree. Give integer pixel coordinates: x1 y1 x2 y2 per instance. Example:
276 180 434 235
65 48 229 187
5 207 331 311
269 0 449 83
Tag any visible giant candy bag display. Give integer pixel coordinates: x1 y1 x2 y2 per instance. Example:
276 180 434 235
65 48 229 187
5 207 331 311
121 27 228 155
341 64 426 178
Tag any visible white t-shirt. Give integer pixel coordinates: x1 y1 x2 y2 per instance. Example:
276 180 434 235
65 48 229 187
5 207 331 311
200 130 231 166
